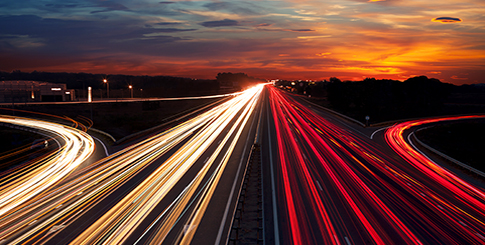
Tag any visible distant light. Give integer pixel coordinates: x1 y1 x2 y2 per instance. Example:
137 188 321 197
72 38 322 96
129 85 133 89
51 88 61 91
103 79 107 83
65 91 71 94
88 87 92 102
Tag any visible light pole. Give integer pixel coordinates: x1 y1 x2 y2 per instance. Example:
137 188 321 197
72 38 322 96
103 79 109 99
88 86 92 102
129 85 133 99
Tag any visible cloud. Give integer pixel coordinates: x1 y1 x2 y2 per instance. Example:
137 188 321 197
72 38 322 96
288 29 315 32
202 2 260 15
159 1 175 4
90 1 130 14
154 22 183 26
199 19 238 28
144 28 197 36
431 17 462 23
255 23 271 27
451 75 468 80
44 4 79 9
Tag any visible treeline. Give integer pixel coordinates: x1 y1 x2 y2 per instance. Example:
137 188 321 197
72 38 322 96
276 76 485 123
0 70 221 97
327 76 454 122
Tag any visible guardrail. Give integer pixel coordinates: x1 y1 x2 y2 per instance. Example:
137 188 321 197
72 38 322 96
227 144 263 244
411 132 485 178
301 98 366 127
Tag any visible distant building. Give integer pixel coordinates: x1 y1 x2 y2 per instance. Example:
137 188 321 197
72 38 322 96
0 80 75 102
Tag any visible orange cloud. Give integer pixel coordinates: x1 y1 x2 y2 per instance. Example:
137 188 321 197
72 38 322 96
431 17 462 23
316 52 331 56
451 75 468 80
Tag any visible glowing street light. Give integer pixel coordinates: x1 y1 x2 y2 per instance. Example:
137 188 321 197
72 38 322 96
88 87 92 102
129 85 133 98
103 79 109 99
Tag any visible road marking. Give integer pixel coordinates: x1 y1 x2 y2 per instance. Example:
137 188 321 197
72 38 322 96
92 135 110 156
334 235 340 244
267 100 281 245
316 180 323 191
215 99 259 245
345 236 351 245
184 224 196 234
47 224 66 235
370 126 391 139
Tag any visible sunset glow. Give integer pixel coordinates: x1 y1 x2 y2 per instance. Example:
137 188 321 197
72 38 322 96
1 0 484 84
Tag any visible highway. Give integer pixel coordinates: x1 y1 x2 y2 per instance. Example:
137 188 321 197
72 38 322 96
0 116 95 231
0 85 263 244
260 86 485 244
2 84 485 244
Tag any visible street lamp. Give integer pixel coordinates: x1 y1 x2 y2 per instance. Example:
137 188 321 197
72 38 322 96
88 87 92 102
103 79 109 99
129 85 133 99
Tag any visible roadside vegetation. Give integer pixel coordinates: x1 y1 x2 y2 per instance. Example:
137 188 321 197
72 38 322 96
415 120 485 172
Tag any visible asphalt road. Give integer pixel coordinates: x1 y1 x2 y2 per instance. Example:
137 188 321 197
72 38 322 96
260 86 485 244
3 85 485 244
0 85 264 244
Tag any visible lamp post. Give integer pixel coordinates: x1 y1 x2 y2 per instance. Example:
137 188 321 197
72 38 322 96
103 79 109 99
88 86 92 102
129 85 133 99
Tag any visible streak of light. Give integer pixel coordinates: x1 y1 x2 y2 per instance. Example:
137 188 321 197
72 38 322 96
267 86 485 244
0 85 263 244
0 115 95 219
70 85 263 245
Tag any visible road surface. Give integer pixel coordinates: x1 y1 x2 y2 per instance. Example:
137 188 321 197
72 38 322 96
260 86 485 244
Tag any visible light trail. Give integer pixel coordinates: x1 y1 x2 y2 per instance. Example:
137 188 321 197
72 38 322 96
0 85 263 244
0 116 95 219
71 85 263 245
267 86 485 244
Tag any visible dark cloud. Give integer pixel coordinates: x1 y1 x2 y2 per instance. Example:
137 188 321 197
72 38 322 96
149 28 196 33
155 22 183 26
90 1 129 14
431 17 462 23
0 14 184 58
45 4 79 8
289 29 315 32
203 2 260 15
199 19 238 28
159 1 175 4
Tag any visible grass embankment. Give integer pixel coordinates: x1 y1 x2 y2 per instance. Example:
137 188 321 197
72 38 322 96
416 120 485 172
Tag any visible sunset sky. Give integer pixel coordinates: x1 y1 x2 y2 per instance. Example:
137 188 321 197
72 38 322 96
1 0 484 84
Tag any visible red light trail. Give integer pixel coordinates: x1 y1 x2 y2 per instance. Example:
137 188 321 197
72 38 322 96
268 85 485 244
